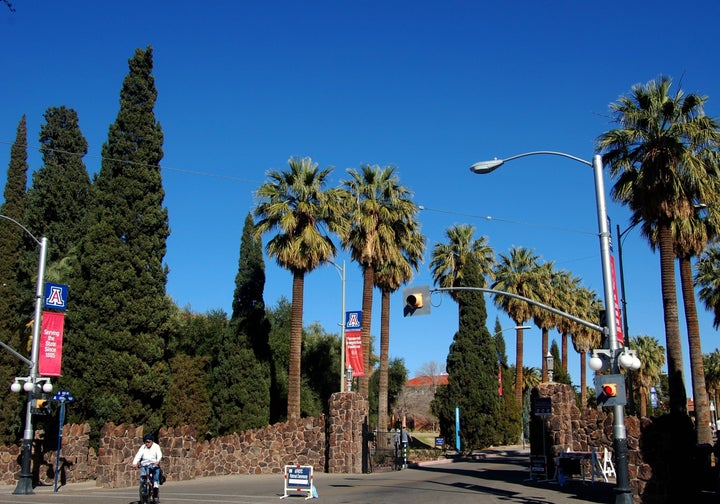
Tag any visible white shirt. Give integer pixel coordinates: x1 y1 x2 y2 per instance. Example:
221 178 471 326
132 442 163 467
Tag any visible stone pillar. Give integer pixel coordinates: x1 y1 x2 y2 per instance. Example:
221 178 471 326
326 392 368 473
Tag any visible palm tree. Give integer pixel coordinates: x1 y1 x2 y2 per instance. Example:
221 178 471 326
630 335 666 418
430 224 495 311
254 157 348 419
703 350 720 416
374 219 424 430
342 165 416 397
492 247 541 406
665 199 720 444
597 76 720 416
531 262 556 383
553 270 581 374
696 246 720 329
570 286 603 408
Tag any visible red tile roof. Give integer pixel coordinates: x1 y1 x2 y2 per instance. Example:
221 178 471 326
405 374 449 387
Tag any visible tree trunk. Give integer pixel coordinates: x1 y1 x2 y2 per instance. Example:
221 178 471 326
378 289 390 431
561 332 568 373
639 387 648 418
541 328 548 383
287 271 305 420
679 256 712 444
515 326 524 407
580 351 587 408
658 224 687 415
359 267 374 398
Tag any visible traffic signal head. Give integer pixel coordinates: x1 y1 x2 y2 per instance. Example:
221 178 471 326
594 374 626 407
602 383 617 397
402 285 431 316
35 398 48 409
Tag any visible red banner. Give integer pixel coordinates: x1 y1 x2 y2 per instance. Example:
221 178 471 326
610 256 624 345
38 311 65 376
345 311 363 377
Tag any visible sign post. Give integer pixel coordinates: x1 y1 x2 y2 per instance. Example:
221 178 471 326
282 465 316 500
52 390 74 492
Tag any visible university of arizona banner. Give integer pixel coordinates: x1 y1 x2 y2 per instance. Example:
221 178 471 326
345 310 363 377
38 311 65 376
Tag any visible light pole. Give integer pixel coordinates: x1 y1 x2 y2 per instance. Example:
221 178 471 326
616 223 637 416
471 151 634 504
0 215 49 495
329 260 347 392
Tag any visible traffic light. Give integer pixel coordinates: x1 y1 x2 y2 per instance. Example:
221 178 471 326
594 374 626 407
602 383 617 397
402 285 431 316
32 397 50 415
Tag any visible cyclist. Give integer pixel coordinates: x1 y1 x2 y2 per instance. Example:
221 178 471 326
132 434 163 490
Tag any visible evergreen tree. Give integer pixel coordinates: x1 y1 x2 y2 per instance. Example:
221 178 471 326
493 317 522 444
210 213 271 434
25 106 91 267
549 340 571 385
432 255 501 452
65 46 171 434
0 115 29 444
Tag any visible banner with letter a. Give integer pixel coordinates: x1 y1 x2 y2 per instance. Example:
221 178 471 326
38 311 65 376
345 310 363 377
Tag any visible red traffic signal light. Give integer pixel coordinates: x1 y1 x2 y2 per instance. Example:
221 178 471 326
602 384 617 397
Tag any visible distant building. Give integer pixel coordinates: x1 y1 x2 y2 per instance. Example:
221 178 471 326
393 374 448 431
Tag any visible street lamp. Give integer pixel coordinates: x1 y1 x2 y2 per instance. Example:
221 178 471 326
471 150 634 504
545 352 554 383
345 365 353 393
329 260 347 392
0 215 49 495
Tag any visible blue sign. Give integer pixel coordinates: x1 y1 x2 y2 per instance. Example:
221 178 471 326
44 283 69 311
345 310 362 330
650 386 658 409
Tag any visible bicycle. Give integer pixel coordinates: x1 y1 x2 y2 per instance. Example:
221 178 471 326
138 466 160 504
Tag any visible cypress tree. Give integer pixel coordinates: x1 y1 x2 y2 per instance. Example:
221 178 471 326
0 116 29 444
434 255 501 452
211 213 271 434
66 46 171 434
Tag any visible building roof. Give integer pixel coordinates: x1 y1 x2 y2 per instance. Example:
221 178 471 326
405 374 449 387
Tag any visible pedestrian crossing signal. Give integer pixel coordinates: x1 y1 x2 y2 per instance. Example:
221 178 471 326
602 384 617 397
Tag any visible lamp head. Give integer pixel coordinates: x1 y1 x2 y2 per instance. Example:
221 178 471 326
23 381 34 392
589 353 603 372
10 382 22 393
470 159 504 174
42 382 53 394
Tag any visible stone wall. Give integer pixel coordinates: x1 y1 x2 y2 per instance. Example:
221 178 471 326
0 391 366 488
531 382 718 503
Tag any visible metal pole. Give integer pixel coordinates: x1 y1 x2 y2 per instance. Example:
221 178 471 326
592 156 632 504
14 236 47 495
336 261 346 392
54 398 66 492
616 224 636 416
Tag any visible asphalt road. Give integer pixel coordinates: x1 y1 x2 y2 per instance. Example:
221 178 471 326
0 448 616 504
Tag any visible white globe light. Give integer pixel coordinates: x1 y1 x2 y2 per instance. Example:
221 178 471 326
23 381 34 392
10 382 22 393
618 352 634 369
42 382 53 393
631 356 641 371
589 355 603 371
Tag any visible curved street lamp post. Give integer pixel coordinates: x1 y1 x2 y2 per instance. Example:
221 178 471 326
470 151 634 504
0 215 49 495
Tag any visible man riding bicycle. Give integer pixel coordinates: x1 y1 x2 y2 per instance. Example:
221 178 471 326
132 434 163 489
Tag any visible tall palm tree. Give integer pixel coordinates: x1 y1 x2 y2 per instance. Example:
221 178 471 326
666 198 720 444
531 262 556 383
492 246 541 406
430 224 495 311
570 286 603 408
342 165 416 397
374 218 424 430
597 76 720 416
696 246 720 329
630 335 666 418
254 157 348 419
703 350 720 416
553 270 581 374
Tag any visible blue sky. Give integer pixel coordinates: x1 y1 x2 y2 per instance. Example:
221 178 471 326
2 1 719 393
